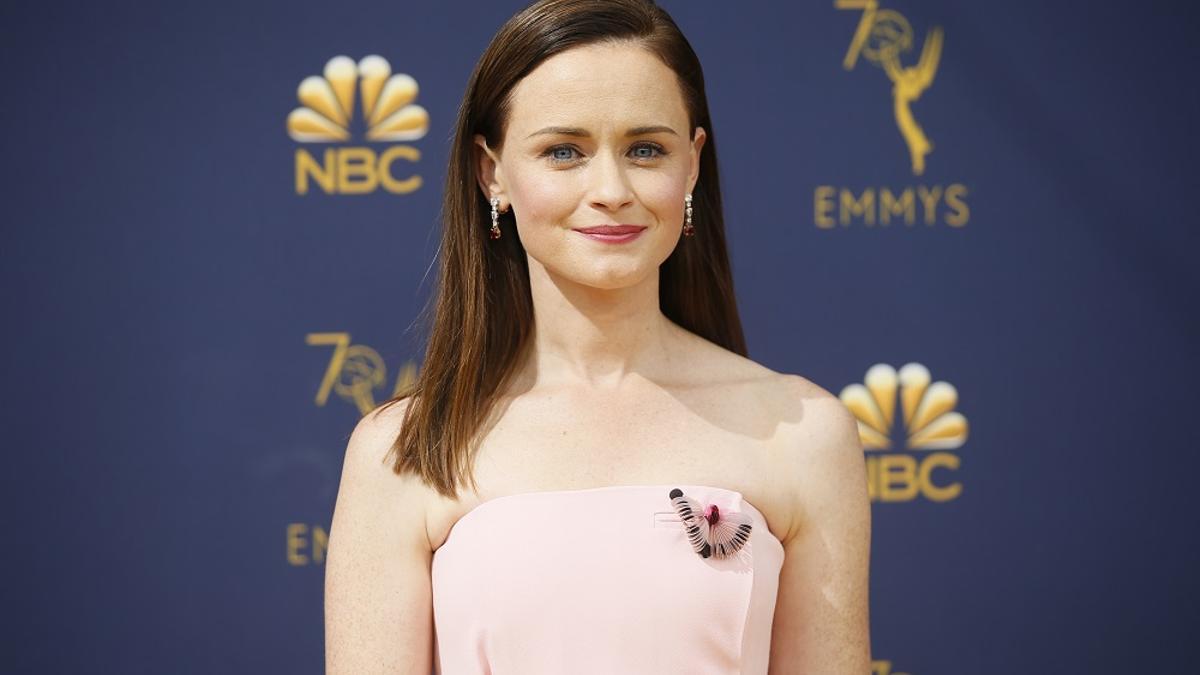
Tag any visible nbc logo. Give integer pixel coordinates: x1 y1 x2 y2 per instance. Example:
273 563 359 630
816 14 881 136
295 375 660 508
840 362 968 502
287 55 429 195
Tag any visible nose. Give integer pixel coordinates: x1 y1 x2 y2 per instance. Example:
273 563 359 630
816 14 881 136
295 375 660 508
587 148 635 212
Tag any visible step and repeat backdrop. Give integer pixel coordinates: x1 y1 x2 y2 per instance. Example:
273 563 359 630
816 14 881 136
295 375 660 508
4 0 1197 673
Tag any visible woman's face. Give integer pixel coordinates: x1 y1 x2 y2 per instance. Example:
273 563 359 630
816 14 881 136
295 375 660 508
476 41 706 291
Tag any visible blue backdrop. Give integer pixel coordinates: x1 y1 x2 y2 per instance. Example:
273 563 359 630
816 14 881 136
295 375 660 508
3 0 1198 673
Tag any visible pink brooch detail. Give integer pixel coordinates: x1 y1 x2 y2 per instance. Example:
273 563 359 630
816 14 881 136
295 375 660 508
668 488 753 559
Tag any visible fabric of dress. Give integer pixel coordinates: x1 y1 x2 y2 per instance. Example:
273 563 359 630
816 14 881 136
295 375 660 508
431 484 785 674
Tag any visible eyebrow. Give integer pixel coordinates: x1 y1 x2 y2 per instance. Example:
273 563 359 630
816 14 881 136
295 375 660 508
526 125 679 139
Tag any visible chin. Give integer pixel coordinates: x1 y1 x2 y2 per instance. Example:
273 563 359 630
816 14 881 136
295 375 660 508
577 266 655 290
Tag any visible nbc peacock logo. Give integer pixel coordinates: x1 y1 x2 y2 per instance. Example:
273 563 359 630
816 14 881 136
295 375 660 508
840 362 968 502
287 55 429 196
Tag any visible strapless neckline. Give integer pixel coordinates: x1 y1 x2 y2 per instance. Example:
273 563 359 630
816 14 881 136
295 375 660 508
431 482 785 672
441 483 785 556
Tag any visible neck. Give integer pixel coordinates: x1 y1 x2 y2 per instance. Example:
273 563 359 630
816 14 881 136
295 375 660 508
518 258 683 391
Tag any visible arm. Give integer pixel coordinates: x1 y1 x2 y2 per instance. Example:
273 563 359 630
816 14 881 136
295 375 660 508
325 401 434 674
769 390 872 674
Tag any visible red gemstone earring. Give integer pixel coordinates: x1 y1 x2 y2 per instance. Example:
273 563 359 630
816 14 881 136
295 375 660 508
668 488 752 559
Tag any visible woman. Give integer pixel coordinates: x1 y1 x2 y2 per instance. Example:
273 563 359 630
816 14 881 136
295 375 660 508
325 0 871 672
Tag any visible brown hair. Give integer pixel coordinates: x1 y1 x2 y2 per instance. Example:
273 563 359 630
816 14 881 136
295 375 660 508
378 0 746 498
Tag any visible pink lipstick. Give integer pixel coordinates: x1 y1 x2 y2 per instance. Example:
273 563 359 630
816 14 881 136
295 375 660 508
572 224 647 244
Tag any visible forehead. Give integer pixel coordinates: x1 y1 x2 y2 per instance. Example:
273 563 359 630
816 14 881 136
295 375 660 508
505 41 688 139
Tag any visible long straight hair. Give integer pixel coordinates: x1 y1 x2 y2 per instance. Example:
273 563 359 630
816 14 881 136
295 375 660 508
379 0 747 498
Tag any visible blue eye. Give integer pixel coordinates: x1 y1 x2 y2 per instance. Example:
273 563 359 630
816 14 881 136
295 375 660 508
542 142 668 166
630 143 666 159
548 146 579 163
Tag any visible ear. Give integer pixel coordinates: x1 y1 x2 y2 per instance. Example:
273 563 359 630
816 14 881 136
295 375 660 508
474 134 506 209
687 126 707 195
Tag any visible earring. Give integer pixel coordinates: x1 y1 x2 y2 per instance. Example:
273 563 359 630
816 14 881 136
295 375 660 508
489 196 502 240
683 193 695 237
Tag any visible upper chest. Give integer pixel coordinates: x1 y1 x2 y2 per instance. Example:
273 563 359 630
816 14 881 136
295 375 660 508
425 375 801 550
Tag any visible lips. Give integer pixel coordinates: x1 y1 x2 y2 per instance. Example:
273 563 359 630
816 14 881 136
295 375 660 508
573 225 647 234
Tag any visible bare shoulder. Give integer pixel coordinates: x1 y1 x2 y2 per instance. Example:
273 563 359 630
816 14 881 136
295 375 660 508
682 336 863 544
773 372 860 440
766 373 867 543
339 398 437 550
348 398 411 460
684 331 850 430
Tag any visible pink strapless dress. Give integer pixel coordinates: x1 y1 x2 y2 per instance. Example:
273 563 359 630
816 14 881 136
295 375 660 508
431 484 785 674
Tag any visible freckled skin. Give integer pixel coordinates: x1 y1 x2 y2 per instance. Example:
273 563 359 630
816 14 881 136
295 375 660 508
475 42 707 292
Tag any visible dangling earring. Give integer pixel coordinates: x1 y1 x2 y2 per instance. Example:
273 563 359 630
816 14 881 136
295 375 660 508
683 193 695 237
489 196 502 240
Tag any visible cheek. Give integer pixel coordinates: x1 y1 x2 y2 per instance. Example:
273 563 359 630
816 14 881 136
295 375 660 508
508 172 579 226
619 171 686 229
639 174 687 223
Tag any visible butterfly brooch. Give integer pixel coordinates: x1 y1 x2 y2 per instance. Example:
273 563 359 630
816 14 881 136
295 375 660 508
668 488 753 559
